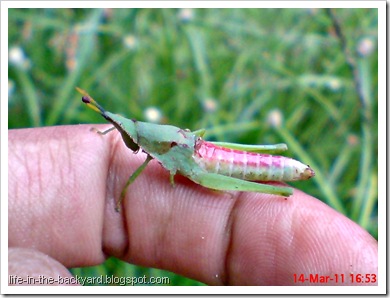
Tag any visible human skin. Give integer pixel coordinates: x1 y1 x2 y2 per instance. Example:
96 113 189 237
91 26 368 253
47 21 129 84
8 125 378 286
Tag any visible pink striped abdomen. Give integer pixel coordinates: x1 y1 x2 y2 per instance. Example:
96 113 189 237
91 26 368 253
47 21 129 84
193 140 314 181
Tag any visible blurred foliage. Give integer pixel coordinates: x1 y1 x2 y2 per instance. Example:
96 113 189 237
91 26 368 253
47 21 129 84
8 8 378 286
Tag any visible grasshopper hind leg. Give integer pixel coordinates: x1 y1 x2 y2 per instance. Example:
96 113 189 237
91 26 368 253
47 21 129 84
192 173 293 197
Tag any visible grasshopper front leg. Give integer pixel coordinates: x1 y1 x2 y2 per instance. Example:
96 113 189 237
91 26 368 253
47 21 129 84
91 126 116 135
116 155 153 212
193 172 293 197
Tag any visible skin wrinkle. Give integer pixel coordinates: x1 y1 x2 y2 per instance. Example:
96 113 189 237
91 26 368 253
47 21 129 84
24 150 33 201
282 200 326 283
58 136 75 214
57 140 65 192
257 199 290 284
103 128 130 257
10 142 25 203
286 216 296 248
222 191 242 286
39 135 69 257
110 131 127 204
85 128 113 259
225 193 297 285
282 202 297 252
274 206 295 285
48 143 56 178
267 209 278 284
63 134 81 210
284 206 300 276
48 140 61 208
64 132 73 178
153 188 175 269
37 147 43 198
14 137 43 246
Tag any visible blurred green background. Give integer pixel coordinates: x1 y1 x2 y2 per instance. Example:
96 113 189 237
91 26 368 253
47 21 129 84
8 8 378 286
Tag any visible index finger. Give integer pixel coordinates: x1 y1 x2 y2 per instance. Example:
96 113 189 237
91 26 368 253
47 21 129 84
8 126 378 285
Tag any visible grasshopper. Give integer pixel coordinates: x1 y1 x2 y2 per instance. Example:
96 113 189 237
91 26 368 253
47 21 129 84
77 88 314 211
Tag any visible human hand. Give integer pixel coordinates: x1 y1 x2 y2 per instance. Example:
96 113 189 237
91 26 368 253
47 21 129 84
8 125 378 286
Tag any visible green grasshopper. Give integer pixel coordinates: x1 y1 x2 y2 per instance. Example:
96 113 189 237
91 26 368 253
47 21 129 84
77 88 314 211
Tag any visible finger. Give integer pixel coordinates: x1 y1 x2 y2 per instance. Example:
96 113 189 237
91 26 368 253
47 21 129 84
8 247 80 286
9 126 378 286
93 126 377 285
9 126 110 266
220 190 378 285
107 170 378 285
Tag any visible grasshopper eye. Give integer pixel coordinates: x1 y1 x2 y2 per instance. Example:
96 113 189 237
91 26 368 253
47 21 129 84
81 96 91 104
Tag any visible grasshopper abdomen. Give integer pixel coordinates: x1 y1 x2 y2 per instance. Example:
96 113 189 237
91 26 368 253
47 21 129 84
193 140 314 182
